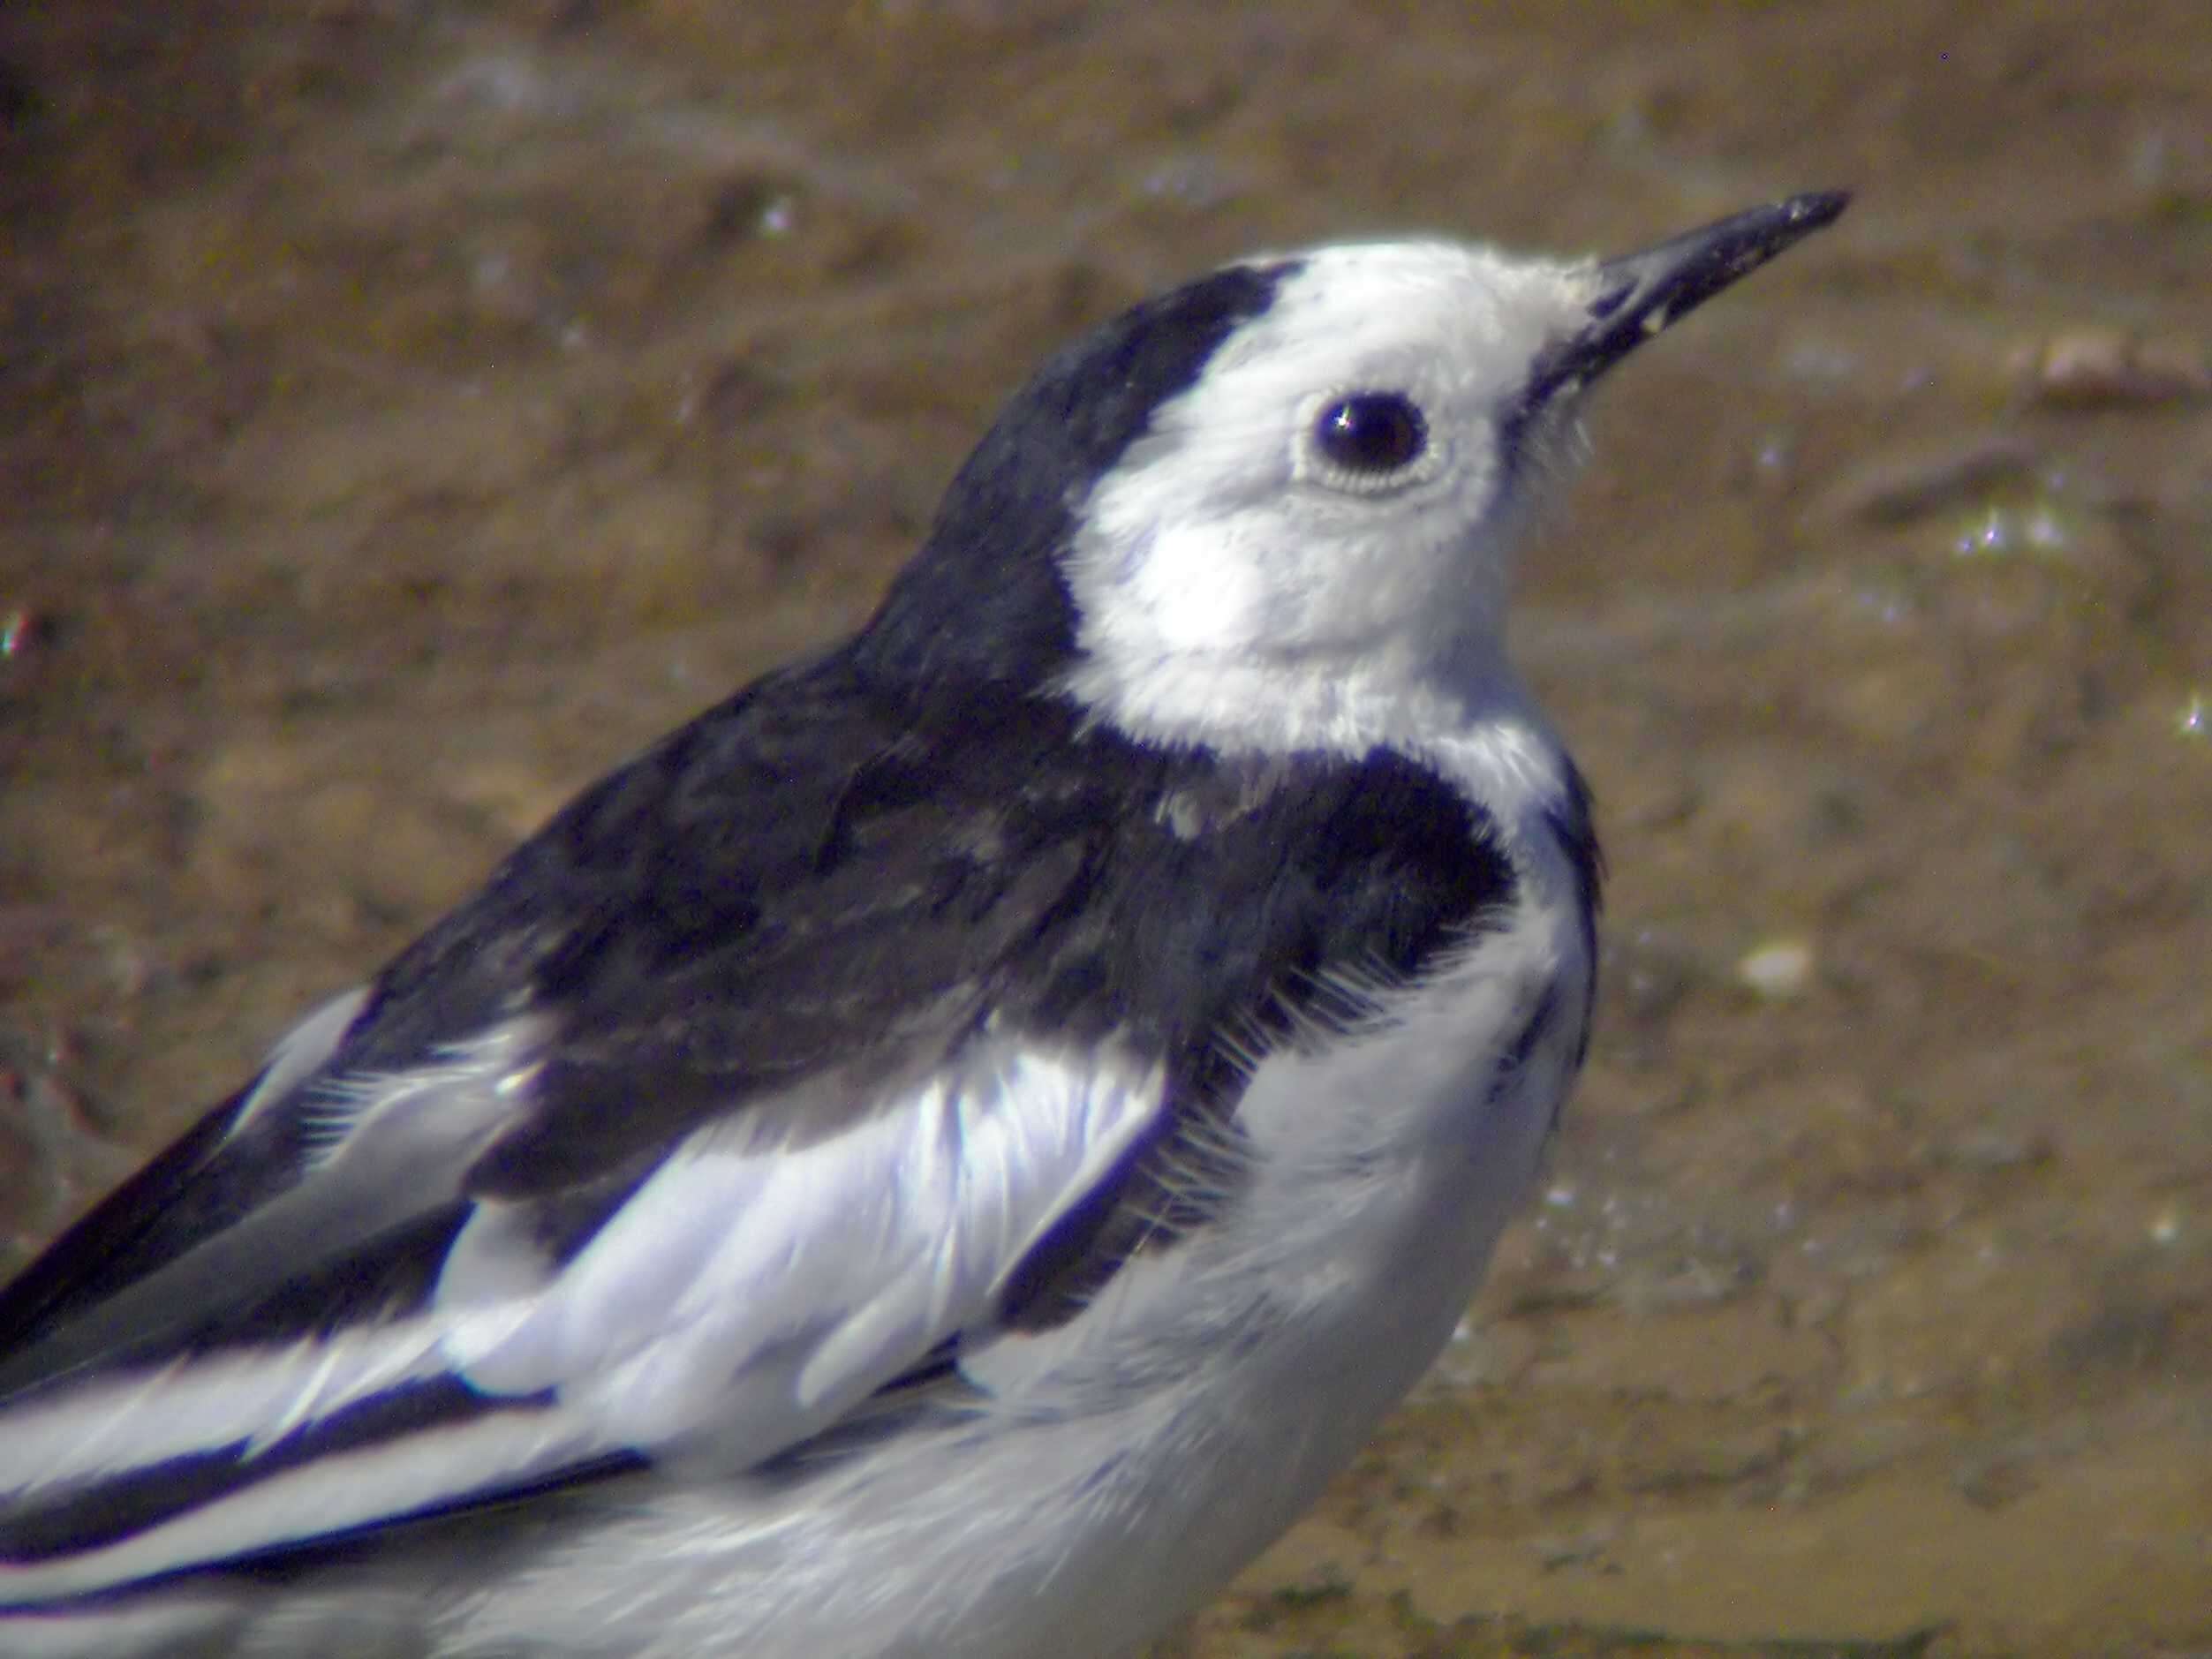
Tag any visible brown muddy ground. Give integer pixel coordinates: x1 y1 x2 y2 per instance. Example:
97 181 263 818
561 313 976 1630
2 4 2208 1655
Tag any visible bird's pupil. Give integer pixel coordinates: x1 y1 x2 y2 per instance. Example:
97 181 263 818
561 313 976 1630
1316 393 1427 473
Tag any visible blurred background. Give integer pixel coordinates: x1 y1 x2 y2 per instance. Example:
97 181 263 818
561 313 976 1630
1 4 2207 1655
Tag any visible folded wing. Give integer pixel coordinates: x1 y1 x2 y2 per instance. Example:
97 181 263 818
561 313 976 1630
0 990 1162 1601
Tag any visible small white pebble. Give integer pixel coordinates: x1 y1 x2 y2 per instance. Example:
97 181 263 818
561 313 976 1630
1737 939 1816 1000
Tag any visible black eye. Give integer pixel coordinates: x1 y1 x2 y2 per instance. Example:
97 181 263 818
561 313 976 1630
1313 392 1428 476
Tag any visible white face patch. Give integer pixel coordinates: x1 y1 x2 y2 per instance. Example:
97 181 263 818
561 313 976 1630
1119 520 1269 655
1059 240 1607 761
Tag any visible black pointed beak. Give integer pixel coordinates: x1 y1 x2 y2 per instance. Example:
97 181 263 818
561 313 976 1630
1529 190 1850 405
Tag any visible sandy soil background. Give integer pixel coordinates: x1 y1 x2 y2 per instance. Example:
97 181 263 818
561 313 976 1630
2 4 2208 1655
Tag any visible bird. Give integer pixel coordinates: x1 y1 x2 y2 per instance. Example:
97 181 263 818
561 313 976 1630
0 190 1846 1658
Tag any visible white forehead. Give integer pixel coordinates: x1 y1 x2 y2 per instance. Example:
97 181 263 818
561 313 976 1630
1208 238 1605 403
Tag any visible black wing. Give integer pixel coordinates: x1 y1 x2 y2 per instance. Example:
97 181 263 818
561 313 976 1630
0 652 1511 1604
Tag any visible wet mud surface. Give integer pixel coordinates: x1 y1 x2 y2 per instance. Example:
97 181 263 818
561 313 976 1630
2 4 2208 1655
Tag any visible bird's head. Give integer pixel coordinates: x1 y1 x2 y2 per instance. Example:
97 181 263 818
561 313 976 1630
856 193 1848 758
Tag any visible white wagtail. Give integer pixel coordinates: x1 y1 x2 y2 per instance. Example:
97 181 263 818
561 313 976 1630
0 191 1846 1658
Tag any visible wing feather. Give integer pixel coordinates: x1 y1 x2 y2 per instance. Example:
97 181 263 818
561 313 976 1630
436 1042 1160 1449
0 1031 1163 1602
0 990 370 1368
0 1017 540 1403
